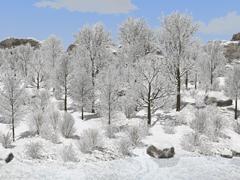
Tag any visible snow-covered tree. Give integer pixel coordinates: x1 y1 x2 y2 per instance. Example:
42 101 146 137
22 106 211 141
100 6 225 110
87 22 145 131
204 41 226 86
0 58 26 141
225 65 240 120
160 12 198 111
56 53 73 111
70 65 92 120
99 65 120 125
29 49 48 89
15 44 34 78
74 23 111 113
136 54 171 125
41 36 63 90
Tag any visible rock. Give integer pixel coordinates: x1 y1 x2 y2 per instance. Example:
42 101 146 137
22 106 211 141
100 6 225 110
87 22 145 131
232 150 240 157
147 145 160 158
0 38 40 49
216 99 233 107
232 33 240 41
220 154 233 159
5 153 14 163
146 145 175 159
204 96 217 105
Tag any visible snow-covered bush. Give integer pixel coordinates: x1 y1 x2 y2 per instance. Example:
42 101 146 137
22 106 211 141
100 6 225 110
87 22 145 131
175 112 187 125
191 109 207 134
181 132 201 152
234 121 240 134
48 108 61 131
78 129 103 153
61 112 76 138
0 132 12 148
118 138 131 156
105 125 119 139
163 120 176 134
181 132 212 155
127 126 141 146
209 113 224 141
191 106 224 141
29 110 44 135
25 141 43 159
61 144 78 162
40 122 60 144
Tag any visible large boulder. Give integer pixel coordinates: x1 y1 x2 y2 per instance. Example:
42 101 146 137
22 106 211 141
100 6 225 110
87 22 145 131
5 153 14 163
146 145 175 159
217 99 233 107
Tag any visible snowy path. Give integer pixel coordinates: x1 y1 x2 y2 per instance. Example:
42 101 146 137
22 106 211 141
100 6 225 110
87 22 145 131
1 155 240 180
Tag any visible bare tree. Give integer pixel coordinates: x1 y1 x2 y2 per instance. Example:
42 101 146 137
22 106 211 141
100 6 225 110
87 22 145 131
75 23 111 113
0 53 26 141
15 44 34 78
160 12 198 111
56 53 73 112
136 54 171 125
42 36 63 91
70 65 92 120
29 49 48 90
99 65 120 125
204 41 226 86
225 65 240 120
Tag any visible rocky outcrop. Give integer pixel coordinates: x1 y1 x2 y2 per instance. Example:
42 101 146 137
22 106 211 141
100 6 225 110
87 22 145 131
0 38 40 49
232 33 240 41
146 145 175 158
217 99 233 107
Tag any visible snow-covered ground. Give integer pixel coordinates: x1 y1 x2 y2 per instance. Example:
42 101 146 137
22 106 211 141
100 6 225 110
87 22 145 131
1 88 240 180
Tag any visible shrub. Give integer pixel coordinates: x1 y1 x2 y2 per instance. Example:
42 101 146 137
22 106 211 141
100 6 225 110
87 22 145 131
181 132 201 152
29 110 44 135
25 141 43 159
78 129 103 153
0 132 12 148
40 122 60 144
105 125 119 138
191 109 207 134
48 109 61 131
209 113 224 141
118 138 131 156
127 126 141 146
61 144 78 162
61 112 76 138
163 120 176 134
234 121 240 134
175 112 187 125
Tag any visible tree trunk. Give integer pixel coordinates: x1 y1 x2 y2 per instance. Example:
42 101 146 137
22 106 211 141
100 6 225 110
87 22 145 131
210 67 213 86
11 105 15 142
176 67 181 111
108 91 111 125
185 71 188 90
64 76 67 112
147 84 151 125
37 73 40 90
81 105 84 120
91 58 95 113
235 96 238 120
147 102 151 125
195 73 197 90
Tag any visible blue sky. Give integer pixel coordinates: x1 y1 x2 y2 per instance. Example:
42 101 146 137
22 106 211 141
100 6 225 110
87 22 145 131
1 0 240 47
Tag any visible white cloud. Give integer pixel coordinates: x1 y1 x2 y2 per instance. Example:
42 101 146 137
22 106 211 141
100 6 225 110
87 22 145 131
200 11 240 35
34 0 137 14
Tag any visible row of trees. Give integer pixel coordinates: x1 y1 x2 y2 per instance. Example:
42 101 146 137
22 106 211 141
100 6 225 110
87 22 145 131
0 12 230 141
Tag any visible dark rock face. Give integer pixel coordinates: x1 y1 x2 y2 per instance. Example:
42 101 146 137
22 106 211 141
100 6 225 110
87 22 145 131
0 38 40 49
232 33 240 41
204 96 217 105
146 145 175 159
5 153 14 163
217 99 233 107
